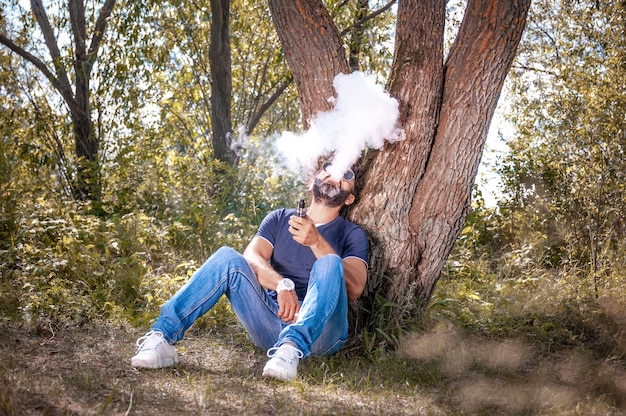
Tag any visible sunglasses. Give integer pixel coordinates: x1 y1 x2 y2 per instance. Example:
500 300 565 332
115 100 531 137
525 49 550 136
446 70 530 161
322 162 355 181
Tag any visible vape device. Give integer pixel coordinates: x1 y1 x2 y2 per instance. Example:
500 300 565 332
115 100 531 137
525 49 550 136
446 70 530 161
297 199 306 218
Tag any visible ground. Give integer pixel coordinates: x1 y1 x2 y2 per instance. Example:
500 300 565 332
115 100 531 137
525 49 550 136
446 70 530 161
1 318 626 415
0 320 438 415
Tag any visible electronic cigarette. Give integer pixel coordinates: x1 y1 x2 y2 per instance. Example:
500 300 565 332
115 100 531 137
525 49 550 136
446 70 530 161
297 199 306 218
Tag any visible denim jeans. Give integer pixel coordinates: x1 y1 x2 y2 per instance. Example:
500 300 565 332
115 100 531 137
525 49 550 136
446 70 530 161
152 246 349 357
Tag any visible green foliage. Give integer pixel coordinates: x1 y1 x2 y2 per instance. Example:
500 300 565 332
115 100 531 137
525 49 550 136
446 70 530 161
0 136 17 252
358 293 405 359
0 0 308 330
0 139 303 329
435 251 626 356
499 0 626 276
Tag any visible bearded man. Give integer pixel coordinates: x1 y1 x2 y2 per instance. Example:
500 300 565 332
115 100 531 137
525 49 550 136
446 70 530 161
131 162 369 382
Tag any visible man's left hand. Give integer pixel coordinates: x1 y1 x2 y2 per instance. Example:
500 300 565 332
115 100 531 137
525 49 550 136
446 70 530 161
277 290 300 323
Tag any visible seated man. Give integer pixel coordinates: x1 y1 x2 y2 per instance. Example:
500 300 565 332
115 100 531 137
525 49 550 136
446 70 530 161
131 162 369 381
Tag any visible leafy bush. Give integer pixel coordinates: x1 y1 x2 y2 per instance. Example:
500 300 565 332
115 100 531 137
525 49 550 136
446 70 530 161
0 147 303 330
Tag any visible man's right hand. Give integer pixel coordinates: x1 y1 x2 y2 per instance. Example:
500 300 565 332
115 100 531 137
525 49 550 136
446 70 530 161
277 290 300 324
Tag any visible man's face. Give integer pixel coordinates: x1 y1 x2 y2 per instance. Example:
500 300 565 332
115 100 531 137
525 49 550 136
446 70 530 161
312 163 356 208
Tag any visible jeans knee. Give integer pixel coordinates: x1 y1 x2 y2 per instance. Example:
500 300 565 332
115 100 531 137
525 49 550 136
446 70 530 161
311 254 343 278
318 253 342 267
211 246 244 264
210 246 254 280
201 247 249 277
214 246 238 257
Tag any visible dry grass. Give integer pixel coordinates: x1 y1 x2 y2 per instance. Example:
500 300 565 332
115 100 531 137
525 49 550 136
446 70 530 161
2 312 626 416
0 320 442 416
398 327 626 415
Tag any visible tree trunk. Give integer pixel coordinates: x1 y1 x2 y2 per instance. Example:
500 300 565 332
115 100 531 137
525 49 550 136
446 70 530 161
269 0 531 324
69 0 100 201
351 0 446 314
398 0 531 308
268 0 349 126
209 0 237 164
71 109 99 201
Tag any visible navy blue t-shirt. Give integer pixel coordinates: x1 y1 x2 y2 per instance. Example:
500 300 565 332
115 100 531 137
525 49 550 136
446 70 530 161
256 208 369 300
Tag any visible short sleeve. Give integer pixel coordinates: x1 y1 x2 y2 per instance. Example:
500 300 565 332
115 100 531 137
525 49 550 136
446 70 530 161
342 224 369 265
255 208 287 247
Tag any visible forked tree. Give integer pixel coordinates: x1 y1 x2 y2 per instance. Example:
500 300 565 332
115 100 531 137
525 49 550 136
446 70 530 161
268 0 532 325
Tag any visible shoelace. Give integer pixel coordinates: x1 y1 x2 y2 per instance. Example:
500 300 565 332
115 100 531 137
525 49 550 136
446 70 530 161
135 330 165 352
267 344 303 361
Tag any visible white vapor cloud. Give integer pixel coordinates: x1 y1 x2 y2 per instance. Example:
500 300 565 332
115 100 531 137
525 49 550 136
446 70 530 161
276 72 405 180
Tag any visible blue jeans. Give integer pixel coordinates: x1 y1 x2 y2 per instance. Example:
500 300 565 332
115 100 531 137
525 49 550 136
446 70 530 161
152 247 349 357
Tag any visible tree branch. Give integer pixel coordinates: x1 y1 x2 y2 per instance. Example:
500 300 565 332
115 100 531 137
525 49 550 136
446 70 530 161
511 63 557 76
30 0 74 99
88 0 117 69
69 0 87 62
0 32 74 106
339 0 396 37
247 74 293 134
0 32 53 80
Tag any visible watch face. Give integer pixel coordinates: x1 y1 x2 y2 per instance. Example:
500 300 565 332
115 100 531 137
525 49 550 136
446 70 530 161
278 279 295 291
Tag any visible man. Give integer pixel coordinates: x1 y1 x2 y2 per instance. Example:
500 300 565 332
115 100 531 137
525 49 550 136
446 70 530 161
131 162 369 381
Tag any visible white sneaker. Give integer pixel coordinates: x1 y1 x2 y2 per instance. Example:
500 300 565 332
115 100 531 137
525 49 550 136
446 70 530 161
262 343 303 381
131 330 179 369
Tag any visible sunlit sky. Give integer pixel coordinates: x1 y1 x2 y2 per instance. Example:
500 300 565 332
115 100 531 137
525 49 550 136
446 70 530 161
476 97 513 208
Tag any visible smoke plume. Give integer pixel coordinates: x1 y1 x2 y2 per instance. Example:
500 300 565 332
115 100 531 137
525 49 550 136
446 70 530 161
276 72 405 180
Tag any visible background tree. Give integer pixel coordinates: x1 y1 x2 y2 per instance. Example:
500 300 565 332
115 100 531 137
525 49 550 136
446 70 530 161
268 0 532 326
0 0 116 202
77 0 303 218
142 0 298 160
209 0 236 164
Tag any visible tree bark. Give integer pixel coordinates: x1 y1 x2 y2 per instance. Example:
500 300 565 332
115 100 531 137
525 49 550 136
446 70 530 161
400 0 532 307
269 0 531 325
268 0 349 126
351 0 446 313
69 0 100 201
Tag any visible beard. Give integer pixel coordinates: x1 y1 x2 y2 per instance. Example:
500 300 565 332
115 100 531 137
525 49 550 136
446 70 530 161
312 178 352 208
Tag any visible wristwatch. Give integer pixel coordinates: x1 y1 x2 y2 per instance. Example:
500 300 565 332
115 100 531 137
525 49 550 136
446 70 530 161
276 278 295 293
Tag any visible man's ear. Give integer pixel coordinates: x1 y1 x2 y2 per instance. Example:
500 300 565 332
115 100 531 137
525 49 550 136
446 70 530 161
344 194 356 206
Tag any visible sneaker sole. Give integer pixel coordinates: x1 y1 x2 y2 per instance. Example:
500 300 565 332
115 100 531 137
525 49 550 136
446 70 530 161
262 366 295 381
131 357 178 369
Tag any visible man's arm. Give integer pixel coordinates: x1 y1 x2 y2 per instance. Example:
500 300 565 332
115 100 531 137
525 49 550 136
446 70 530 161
242 236 281 289
343 257 367 301
243 236 300 323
